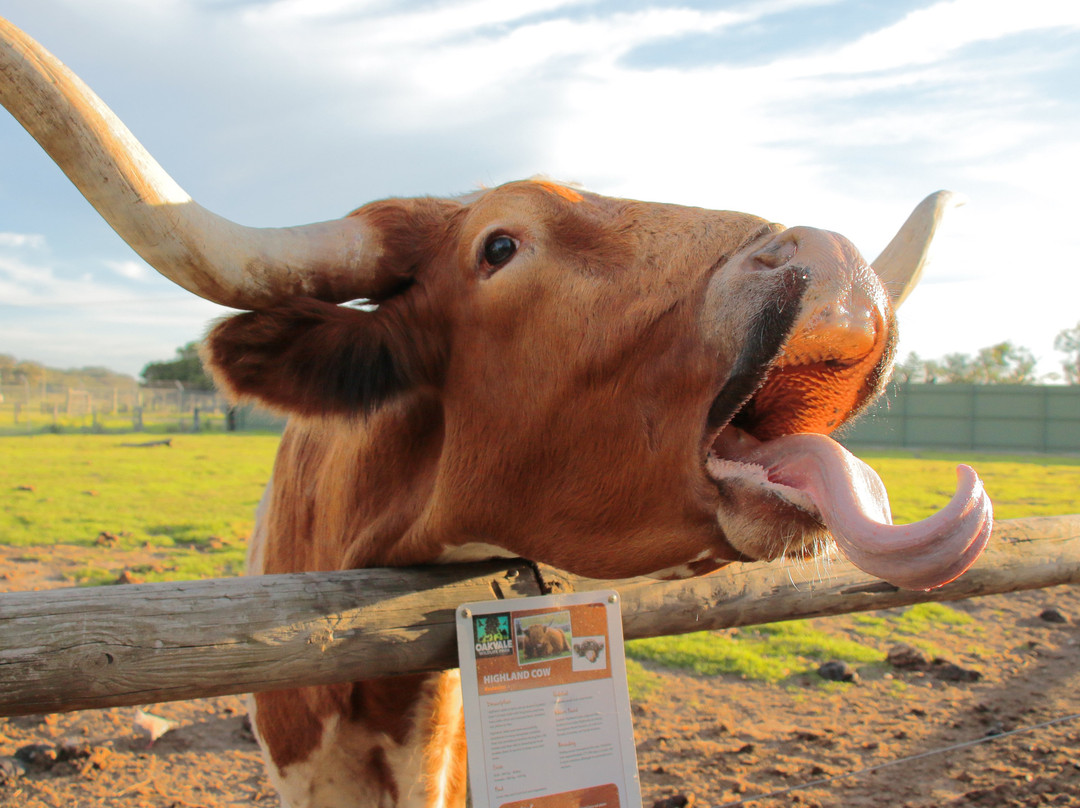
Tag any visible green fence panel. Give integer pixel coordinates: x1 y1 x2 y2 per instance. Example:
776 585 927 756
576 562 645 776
842 384 1080 453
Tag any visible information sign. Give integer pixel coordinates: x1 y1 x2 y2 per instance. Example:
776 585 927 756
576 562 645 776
456 590 641 808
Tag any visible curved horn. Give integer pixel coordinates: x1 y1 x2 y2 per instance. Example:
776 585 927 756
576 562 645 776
0 16 394 310
872 190 965 309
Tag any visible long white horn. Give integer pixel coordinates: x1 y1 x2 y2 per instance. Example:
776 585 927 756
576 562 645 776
872 191 965 308
0 16 395 310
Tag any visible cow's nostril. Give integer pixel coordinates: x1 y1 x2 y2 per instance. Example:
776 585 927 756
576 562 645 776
751 236 797 269
781 301 884 368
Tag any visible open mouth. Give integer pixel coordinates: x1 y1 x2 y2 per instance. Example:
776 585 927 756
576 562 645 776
699 348 993 592
703 355 885 522
706 425 820 519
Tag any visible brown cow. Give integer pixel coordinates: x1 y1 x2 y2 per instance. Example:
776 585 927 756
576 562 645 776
521 624 571 660
0 18 991 808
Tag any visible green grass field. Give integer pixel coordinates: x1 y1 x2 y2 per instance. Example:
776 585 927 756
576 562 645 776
1 434 280 582
856 449 1080 522
2 435 1077 680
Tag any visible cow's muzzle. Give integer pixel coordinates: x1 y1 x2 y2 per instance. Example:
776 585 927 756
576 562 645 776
706 225 894 441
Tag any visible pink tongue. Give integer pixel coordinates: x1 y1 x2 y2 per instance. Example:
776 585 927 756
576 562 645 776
751 434 992 591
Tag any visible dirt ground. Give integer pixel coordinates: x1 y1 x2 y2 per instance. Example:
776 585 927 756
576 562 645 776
1 544 1078 808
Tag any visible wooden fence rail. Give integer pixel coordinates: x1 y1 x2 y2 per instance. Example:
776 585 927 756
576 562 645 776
1 515 1078 717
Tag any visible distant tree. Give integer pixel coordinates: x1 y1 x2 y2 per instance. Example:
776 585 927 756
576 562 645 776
0 354 137 396
892 352 924 384
83 366 134 387
941 352 976 383
78 366 114 381
13 360 45 385
140 341 214 391
1054 321 1080 384
972 341 1037 384
894 340 1042 385
922 357 946 384
893 353 944 384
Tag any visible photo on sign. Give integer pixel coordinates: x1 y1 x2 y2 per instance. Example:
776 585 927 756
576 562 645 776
514 610 573 665
571 635 607 671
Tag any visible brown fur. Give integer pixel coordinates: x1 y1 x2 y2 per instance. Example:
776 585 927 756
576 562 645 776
205 180 897 806
421 672 468 806
521 625 570 659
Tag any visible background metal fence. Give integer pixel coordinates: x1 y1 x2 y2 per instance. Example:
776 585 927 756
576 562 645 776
0 381 231 434
841 383 1080 453
3 380 1078 448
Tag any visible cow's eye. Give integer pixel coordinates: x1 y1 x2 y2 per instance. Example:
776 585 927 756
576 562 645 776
483 234 518 268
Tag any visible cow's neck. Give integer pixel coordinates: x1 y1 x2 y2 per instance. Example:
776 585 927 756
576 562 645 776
251 401 470 807
260 399 447 575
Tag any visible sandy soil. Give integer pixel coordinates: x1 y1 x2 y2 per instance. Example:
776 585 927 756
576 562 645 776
1 544 1078 808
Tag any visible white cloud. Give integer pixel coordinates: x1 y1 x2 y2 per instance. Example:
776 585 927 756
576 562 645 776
799 0 1080 77
0 253 123 307
0 232 46 249
247 0 580 34
104 259 148 280
0 250 227 325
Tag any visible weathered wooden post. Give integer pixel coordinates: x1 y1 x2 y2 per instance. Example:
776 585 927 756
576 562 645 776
0 516 1076 717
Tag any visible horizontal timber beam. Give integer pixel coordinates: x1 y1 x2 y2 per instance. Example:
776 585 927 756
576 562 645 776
0 515 1077 717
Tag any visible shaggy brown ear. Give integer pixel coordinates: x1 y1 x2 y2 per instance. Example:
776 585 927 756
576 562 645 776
204 195 458 417
204 298 444 417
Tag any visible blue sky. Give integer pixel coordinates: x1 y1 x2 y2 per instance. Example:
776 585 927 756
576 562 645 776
1 0 1079 378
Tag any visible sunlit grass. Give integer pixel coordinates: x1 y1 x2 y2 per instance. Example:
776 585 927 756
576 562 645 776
852 601 974 637
626 658 663 701
627 620 883 684
856 450 1080 523
848 601 981 658
626 602 986 686
1 433 279 581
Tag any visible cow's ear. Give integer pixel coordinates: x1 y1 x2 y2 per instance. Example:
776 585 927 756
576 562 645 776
203 297 444 418
203 195 457 417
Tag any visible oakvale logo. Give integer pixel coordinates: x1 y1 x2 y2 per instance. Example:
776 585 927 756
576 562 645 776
473 613 513 658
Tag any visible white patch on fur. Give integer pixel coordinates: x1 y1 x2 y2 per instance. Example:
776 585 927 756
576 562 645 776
256 710 430 808
249 677 461 808
645 549 716 580
269 714 356 808
435 542 519 564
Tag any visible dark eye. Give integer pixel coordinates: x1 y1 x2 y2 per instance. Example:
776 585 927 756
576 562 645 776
483 234 518 268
